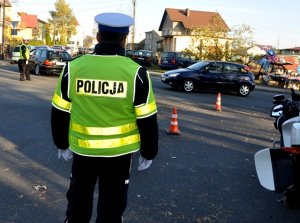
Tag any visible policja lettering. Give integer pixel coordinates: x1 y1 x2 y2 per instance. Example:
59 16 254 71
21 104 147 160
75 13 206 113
76 78 127 98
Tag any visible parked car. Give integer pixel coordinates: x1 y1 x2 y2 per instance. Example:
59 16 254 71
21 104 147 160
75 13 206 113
10 45 34 64
27 47 72 75
125 50 136 59
159 51 197 69
161 60 255 96
52 45 66 51
131 50 158 66
65 46 79 57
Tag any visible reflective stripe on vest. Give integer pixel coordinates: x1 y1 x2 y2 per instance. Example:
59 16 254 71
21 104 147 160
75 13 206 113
135 101 157 118
70 134 140 149
52 93 71 111
71 122 137 136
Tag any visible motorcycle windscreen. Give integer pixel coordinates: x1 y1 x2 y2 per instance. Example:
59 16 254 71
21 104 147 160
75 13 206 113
254 148 294 192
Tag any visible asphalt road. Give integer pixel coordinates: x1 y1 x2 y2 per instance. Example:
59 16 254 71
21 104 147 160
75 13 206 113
0 63 300 223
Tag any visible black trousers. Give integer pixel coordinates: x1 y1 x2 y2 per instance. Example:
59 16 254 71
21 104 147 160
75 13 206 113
18 59 30 80
65 153 132 223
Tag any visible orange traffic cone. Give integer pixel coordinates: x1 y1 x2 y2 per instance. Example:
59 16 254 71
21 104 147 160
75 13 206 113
166 107 180 135
216 93 222 111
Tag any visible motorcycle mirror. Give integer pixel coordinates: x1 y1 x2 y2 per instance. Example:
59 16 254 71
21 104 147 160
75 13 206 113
270 104 283 117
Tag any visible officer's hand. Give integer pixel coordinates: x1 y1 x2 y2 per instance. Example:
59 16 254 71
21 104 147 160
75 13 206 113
25 60 28 64
58 148 73 161
138 155 152 171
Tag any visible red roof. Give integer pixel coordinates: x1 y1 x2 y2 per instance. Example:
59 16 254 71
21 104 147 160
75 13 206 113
20 14 38 29
159 8 229 31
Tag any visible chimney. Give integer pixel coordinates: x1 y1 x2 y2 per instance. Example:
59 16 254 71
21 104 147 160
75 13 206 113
185 8 190 17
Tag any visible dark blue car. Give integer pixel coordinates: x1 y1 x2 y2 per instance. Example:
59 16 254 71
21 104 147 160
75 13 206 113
161 60 255 97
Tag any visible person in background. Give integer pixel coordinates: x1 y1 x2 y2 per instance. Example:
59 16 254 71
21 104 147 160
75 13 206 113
51 12 159 223
18 39 30 81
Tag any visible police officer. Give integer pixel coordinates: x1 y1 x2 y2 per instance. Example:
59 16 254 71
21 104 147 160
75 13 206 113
51 12 159 223
18 39 30 81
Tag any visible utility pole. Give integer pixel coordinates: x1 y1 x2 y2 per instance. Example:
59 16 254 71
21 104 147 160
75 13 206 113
131 0 136 50
1 0 6 59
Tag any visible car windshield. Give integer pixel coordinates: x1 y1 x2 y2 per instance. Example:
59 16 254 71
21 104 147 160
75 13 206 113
161 52 175 58
48 51 72 61
59 52 72 60
187 61 209 70
13 47 20 52
137 51 151 57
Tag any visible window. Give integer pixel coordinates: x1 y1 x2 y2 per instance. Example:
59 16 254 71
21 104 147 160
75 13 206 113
207 62 222 73
40 50 47 61
224 63 239 73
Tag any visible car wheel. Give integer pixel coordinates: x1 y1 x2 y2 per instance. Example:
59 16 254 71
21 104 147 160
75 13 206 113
183 79 194 92
34 64 40 75
238 84 250 96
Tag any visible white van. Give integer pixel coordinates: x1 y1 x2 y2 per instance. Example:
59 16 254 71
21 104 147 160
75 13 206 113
11 46 21 64
10 45 34 64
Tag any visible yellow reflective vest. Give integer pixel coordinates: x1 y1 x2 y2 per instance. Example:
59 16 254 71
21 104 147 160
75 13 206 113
19 44 29 60
52 55 157 157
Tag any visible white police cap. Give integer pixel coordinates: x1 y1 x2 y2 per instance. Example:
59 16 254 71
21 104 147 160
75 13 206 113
94 12 134 34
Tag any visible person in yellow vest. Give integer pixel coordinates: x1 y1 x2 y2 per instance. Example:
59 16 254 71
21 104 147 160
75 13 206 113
18 39 30 81
51 12 159 223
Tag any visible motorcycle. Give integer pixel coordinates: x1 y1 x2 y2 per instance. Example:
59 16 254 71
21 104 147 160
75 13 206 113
254 89 300 209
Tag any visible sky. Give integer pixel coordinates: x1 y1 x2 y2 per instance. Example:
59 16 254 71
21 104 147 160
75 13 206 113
11 0 300 49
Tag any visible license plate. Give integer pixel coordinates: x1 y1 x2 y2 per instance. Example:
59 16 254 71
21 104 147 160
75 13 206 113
138 57 144 60
163 60 168 64
56 61 65 65
161 77 166 81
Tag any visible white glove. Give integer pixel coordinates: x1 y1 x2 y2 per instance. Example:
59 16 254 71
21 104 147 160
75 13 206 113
25 60 28 64
58 148 73 161
138 155 152 171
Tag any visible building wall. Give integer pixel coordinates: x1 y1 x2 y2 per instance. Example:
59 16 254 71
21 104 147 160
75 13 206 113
144 30 161 52
173 36 191 52
17 28 32 40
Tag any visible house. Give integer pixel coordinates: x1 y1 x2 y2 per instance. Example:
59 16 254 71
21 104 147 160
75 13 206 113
278 47 300 56
144 30 162 52
247 45 266 57
67 16 83 48
158 8 229 52
256 44 273 52
16 12 38 40
36 19 47 42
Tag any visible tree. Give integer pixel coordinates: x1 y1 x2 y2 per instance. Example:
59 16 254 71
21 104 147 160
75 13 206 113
184 14 228 60
83 36 94 48
227 24 254 62
48 0 77 45
183 15 254 62
45 24 52 45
